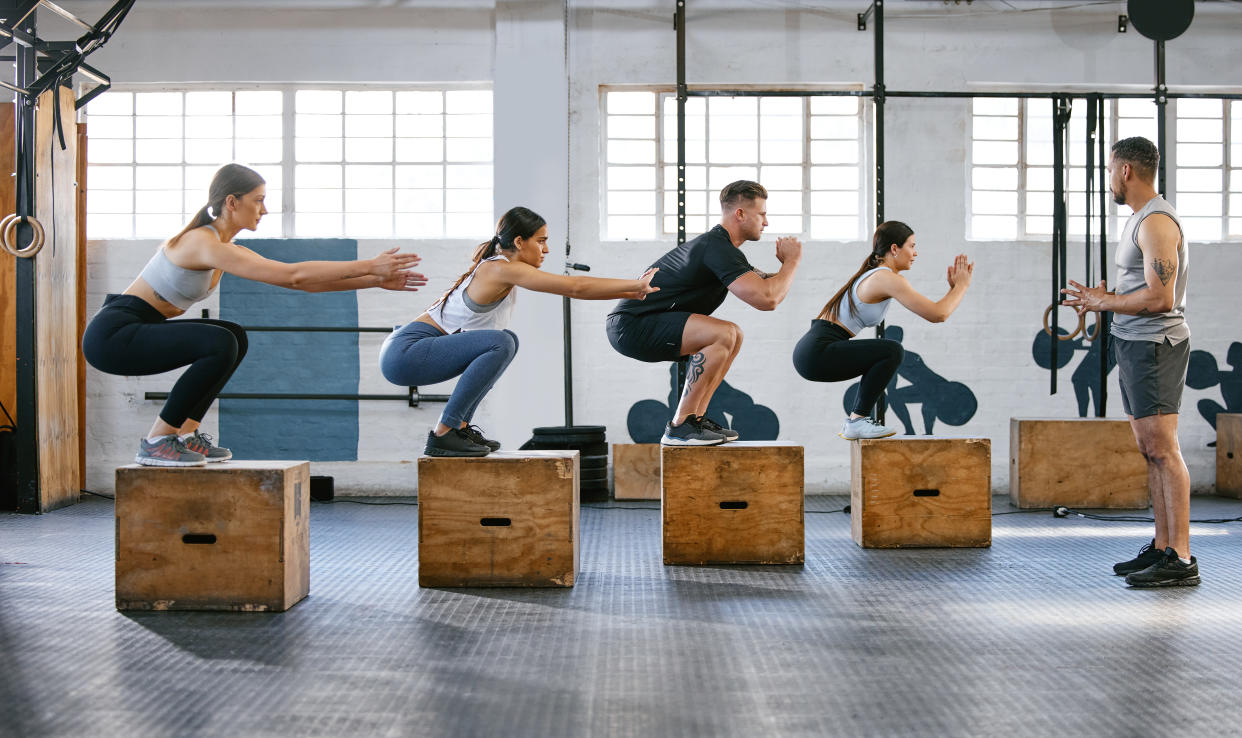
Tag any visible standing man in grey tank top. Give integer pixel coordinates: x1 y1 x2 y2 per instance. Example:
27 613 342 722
1062 136 1198 587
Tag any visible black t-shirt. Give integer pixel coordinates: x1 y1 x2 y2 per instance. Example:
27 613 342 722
610 225 754 318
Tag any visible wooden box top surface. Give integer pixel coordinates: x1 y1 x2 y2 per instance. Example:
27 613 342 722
419 450 578 462
662 441 803 451
853 436 989 445
1010 417 1131 423
117 460 309 473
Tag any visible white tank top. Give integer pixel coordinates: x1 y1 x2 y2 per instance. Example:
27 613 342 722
837 267 893 334
429 256 517 333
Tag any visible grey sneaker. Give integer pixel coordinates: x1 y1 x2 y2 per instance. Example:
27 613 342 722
183 431 232 462
839 416 898 440
698 416 739 442
424 428 490 457
660 416 725 446
462 424 501 451
135 435 207 467
1113 539 1163 576
1125 548 1200 588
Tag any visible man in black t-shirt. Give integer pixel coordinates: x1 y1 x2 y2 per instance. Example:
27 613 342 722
607 180 803 445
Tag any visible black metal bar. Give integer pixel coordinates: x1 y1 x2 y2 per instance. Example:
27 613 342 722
1154 40 1168 196
12 5 38 512
144 392 449 403
1085 96 1096 289
857 1 875 31
684 89 1242 100
1050 96 1072 396
1097 96 1108 417
563 292 573 425
237 325 393 333
873 0 887 425
674 0 689 407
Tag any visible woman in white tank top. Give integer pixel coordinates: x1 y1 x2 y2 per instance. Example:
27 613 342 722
82 163 425 467
791 221 974 440
380 206 658 457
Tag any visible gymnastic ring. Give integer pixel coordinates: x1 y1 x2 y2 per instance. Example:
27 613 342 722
1042 303 1084 341
1084 315 1102 342
1 214 45 258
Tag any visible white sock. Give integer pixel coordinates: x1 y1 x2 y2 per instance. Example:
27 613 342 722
146 433 175 443
179 432 195 442
1179 556 1191 565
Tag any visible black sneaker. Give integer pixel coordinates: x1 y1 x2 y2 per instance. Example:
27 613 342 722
462 424 501 451
1113 539 1164 576
424 428 490 457
1125 548 1200 588
698 416 739 442
660 416 725 446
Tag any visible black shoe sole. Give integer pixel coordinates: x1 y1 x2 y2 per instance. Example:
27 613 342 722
1126 575 1201 588
423 446 490 458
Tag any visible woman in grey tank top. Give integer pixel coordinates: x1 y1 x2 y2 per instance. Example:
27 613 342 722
791 221 974 440
82 164 425 467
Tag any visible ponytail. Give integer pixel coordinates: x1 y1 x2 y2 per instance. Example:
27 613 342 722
433 206 547 309
817 220 914 322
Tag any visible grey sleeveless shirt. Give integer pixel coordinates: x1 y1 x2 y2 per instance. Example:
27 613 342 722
1111 195 1189 344
838 267 893 335
137 224 220 310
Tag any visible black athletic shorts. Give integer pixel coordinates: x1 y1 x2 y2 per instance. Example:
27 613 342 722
606 311 691 363
1113 335 1190 419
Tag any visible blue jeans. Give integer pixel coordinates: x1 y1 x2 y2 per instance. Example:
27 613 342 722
379 321 519 429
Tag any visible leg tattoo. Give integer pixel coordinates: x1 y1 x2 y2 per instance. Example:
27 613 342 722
679 352 706 405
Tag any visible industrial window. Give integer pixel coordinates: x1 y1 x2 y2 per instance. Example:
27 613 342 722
969 97 1157 241
85 90 284 239
603 89 866 241
84 87 493 240
1174 98 1240 242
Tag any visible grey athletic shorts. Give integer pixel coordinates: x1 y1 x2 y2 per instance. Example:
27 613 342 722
1113 335 1190 419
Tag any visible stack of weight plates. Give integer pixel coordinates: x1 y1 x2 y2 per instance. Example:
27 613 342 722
518 425 608 502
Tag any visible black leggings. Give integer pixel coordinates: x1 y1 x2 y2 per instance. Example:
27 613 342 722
792 319 904 416
82 294 248 427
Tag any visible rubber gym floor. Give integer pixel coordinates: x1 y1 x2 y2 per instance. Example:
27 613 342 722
3 494 1241 738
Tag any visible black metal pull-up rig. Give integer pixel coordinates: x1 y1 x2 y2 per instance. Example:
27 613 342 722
2 0 134 512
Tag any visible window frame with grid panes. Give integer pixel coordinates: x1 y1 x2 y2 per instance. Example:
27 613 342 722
84 85 494 241
602 87 868 242
969 96 1160 241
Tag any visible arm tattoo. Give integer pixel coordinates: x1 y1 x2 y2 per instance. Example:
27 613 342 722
1136 307 1153 317
1150 257 1176 286
678 352 707 403
753 268 774 279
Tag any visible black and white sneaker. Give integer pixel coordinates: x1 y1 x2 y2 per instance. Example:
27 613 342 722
660 416 726 446
1113 539 1164 576
424 428 490 457
698 416 739 442
1125 548 1200 588
462 424 501 451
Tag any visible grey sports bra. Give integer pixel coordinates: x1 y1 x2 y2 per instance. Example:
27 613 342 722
137 223 220 310
837 267 893 335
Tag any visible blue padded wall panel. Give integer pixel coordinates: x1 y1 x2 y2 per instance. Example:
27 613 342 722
219 239 359 461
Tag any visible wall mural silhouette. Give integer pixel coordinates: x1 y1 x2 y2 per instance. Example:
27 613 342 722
626 364 779 443
1030 315 1115 418
842 325 978 435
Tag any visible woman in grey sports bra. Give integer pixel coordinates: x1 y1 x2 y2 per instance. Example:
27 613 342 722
82 163 425 467
791 220 974 440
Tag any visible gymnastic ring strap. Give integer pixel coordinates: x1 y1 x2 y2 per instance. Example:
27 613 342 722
1 214 45 258
1042 302 1084 341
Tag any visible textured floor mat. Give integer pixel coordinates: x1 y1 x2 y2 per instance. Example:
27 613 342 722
2 494 1242 737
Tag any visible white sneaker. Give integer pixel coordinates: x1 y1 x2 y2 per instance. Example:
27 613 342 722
839 416 898 440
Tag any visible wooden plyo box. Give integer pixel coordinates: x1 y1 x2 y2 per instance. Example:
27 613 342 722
115 460 310 612
851 437 991 548
612 443 660 500
1218 414 1242 498
1009 418 1148 509
661 442 804 565
418 451 579 587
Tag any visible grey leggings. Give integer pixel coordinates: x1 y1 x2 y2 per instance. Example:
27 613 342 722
379 321 518 429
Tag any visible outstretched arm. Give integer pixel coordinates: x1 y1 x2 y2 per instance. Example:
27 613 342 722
485 261 659 300
726 236 802 311
1062 213 1180 316
181 232 421 291
875 254 973 323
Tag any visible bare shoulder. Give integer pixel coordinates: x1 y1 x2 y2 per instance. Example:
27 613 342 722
1137 212 1181 248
